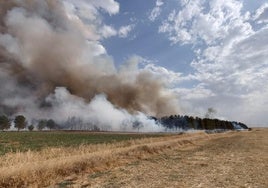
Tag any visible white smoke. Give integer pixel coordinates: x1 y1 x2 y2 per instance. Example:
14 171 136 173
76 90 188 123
45 87 163 132
0 0 180 131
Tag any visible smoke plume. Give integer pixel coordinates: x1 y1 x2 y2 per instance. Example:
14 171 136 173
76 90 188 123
0 0 179 131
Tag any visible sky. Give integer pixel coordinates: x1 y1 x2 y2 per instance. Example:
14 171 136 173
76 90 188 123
63 0 268 126
1 0 267 127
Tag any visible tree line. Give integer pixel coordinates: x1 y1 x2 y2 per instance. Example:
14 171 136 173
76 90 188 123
0 113 249 132
157 115 249 131
0 115 57 131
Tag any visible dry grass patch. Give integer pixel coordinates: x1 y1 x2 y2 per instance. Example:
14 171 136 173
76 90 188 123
80 129 267 188
0 131 231 187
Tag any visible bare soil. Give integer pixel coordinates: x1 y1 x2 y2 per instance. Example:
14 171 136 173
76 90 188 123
55 129 268 188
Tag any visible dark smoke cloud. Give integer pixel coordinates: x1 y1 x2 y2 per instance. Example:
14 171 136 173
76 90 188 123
0 0 179 122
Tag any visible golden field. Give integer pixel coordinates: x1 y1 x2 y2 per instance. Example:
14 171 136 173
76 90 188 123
0 129 267 187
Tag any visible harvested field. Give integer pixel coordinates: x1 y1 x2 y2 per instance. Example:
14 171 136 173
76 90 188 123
54 129 267 188
0 129 267 187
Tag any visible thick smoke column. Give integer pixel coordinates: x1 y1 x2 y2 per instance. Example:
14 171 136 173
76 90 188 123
0 0 179 130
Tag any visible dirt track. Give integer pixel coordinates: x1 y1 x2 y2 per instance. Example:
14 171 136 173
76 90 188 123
55 129 268 188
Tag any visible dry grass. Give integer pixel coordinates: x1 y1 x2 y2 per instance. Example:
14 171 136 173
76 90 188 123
71 128 267 188
0 131 229 187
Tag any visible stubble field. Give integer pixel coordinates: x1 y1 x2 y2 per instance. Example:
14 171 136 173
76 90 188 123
0 129 267 187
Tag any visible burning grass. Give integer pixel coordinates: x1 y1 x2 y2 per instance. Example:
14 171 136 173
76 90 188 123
0 131 226 187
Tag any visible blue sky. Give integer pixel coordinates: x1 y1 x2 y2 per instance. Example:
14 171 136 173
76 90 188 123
79 0 266 126
102 0 195 73
1 0 267 127
60 0 268 126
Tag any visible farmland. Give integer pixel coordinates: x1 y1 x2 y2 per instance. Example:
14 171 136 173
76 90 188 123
0 131 163 155
80 128 268 188
0 129 267 187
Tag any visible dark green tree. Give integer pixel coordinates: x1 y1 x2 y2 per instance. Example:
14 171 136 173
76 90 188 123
28 125 34 131
188 116 195 129
46 119 56 130
14 115 27 131
37 119 47 131
0 115 11 131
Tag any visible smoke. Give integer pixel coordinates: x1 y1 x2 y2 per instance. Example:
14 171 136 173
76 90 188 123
0 0 179 131
43 87 163 132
